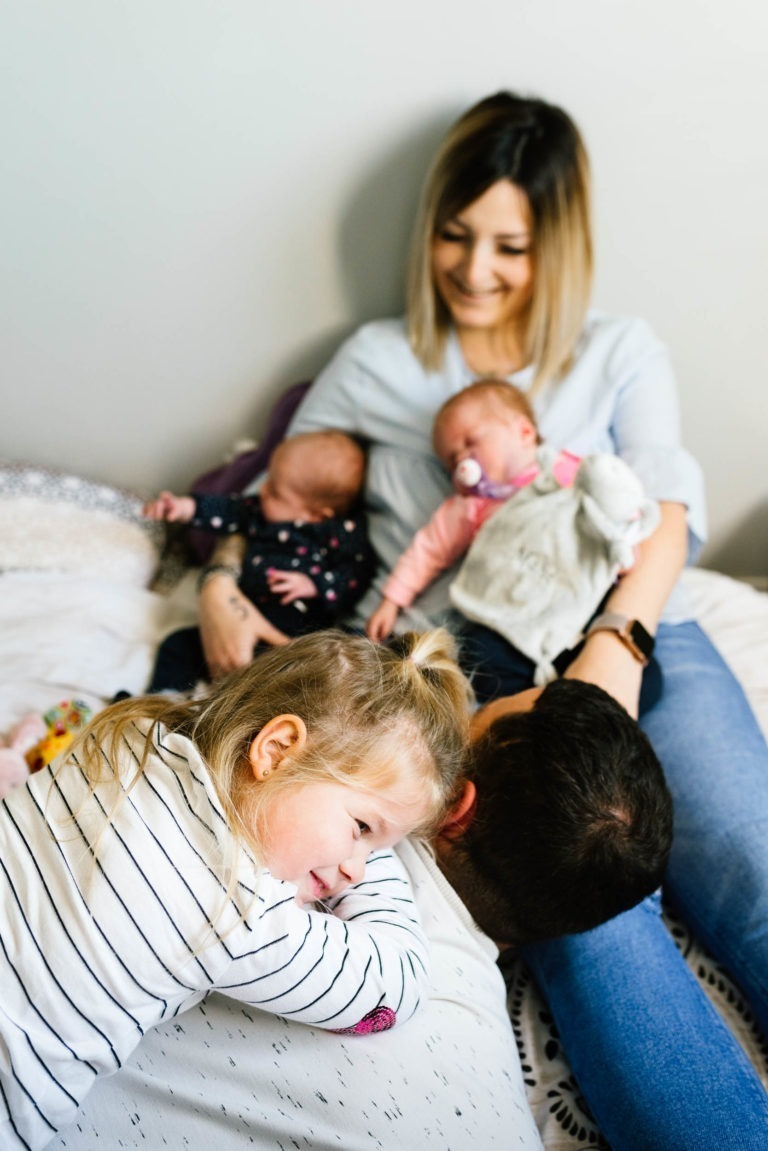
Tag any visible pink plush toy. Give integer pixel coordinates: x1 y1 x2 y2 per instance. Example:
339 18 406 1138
0 701 93 799
0 714 47 799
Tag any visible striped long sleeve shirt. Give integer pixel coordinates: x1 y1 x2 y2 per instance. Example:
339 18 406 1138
0 721 429 1150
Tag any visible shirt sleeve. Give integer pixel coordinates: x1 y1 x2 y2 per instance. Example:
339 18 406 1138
541 315 707 561
215 849 430 1031
191 493 259 535
383 496 480 608
288 321 434 448
608 325 706 548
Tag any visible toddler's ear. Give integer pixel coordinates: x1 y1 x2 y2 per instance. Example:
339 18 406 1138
249 714 307 780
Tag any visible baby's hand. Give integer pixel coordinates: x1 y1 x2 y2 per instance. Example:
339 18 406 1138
366 599 399 643
143 492 196 523
266 569 318 605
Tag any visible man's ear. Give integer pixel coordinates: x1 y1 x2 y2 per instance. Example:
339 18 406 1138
248 714 307 781
438 780 477 843
470 687 543 741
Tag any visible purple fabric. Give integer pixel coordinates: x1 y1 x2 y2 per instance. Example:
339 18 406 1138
187 380 312 563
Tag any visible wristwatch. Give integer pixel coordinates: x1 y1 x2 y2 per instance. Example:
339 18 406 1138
584 612 655 666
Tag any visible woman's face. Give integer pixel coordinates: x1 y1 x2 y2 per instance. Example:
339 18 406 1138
431 180 534 334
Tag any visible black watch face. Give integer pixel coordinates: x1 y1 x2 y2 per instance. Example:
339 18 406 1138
629 621 654 659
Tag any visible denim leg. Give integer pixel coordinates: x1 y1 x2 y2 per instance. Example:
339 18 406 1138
641 620 768 1036
523 893 768 1150
520 619 768 1148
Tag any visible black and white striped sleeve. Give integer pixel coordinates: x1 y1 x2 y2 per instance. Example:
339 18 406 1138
216 849 430 1031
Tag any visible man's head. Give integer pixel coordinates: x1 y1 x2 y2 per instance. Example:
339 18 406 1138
436 678 673 945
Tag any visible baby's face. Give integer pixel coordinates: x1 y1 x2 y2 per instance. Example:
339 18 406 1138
434 396 538 485
260 448 320 524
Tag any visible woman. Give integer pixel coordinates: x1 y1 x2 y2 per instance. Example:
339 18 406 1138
198 92 768 1147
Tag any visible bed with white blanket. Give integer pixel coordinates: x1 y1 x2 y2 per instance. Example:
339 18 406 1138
1 462 766 1150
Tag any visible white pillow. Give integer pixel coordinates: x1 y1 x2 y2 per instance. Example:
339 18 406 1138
0 465 163 587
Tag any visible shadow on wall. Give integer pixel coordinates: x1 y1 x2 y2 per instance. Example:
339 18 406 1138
335 109 457 322
271 108 457 395
703 496 768 583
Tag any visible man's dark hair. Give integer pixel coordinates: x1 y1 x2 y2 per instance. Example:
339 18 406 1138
441 678 673 945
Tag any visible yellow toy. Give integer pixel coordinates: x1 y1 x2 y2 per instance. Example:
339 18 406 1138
25 700 93 773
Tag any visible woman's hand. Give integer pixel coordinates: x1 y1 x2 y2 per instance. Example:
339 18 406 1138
198 573 289 678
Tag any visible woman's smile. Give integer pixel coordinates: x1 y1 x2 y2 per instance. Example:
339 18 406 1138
431 180 534 335
447 279 504 301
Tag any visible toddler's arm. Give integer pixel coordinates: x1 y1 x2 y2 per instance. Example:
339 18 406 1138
192 493 257 535
143 492 196 523
218 848 429 1032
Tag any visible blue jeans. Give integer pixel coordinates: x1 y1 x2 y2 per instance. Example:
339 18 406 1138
523 621 768 1149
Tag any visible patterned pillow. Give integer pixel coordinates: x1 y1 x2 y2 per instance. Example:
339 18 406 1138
0 464 163 587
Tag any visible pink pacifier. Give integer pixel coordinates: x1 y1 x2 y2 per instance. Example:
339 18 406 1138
452 457 519 500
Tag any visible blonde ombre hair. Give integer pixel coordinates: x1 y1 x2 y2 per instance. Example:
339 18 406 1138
407 91 593 394
72 628 474 860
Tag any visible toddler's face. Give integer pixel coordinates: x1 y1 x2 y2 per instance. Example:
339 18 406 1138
434 396 537 485
260 777 432 906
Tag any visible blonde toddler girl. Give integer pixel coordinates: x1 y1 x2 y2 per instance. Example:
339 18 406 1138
0 628 472 1151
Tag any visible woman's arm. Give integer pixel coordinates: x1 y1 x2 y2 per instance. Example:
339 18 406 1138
564 501 688 717
198 569 290 677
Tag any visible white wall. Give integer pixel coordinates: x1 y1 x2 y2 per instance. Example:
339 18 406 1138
3 0 767 575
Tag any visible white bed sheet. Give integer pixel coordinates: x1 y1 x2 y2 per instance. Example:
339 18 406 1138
1 562 767 1149
0 570 197 732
